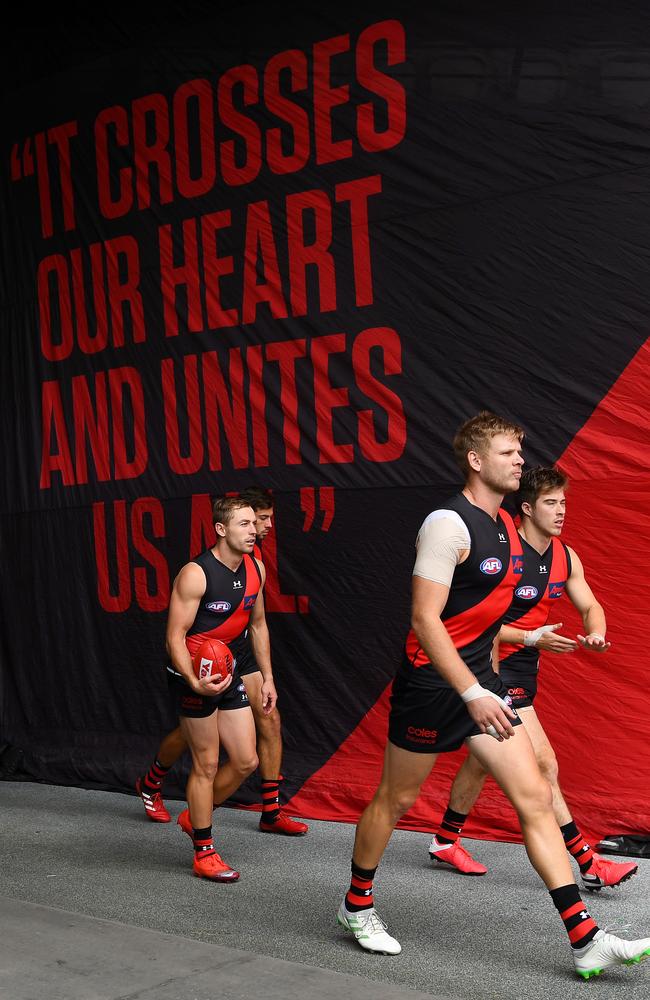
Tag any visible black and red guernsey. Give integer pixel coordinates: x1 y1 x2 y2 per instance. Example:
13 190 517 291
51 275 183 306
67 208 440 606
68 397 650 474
185 549 262 660
405 493 524 687
499 535 571 674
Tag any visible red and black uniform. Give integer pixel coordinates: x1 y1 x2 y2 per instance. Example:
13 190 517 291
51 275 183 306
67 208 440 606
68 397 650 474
498 535 571 708
168 549 262 718
389 494 524 753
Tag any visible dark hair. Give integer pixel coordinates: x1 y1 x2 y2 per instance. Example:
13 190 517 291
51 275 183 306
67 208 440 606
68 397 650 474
212 495 254 526
239 486 273 511
453 411 524 475
516 467 569 516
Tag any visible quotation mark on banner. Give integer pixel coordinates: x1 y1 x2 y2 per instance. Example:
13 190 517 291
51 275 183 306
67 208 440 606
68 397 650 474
10 139 35 180
300 487 335 532
9 123 78 236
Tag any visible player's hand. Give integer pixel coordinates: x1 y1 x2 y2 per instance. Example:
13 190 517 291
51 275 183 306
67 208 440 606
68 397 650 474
261 678 278 715
461 683 517 741
193 672 233 696
577 632 611 653
527 623 578 653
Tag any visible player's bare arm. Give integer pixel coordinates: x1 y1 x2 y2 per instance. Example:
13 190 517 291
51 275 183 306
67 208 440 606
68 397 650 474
412 575 516 739
565 547 611 652
166 563 234 696
247 560 277 713
500 621 578 654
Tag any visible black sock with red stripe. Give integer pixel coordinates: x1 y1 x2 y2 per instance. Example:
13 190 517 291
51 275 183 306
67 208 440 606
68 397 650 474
435 807 467 845
193 825 215 859
345 861 377 912
561 821 595 873
550 884 599 949
142 757 170 792
260 777 281 824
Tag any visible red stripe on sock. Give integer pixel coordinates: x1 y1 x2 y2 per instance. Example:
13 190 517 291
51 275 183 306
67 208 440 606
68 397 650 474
561 901 587 922
569 919 597 944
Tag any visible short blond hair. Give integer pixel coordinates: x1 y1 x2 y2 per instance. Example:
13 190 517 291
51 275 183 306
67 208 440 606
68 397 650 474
453 411 524 475
212 495 252 526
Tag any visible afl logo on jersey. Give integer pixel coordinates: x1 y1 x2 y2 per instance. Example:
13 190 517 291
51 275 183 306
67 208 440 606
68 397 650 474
515 585 538 600
480 557 502 575
205 601 231 613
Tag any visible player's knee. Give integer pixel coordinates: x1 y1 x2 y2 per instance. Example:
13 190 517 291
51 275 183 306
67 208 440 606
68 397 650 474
378 783 419 819
517 773 553 819
193 758 219 782
234 751 258 777
256 708 281 738
465 754 488 782
537 751 559 785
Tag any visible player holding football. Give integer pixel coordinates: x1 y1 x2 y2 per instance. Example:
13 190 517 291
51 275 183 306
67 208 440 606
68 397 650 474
163 495 273 881
427 466 638 890
136 488 308 839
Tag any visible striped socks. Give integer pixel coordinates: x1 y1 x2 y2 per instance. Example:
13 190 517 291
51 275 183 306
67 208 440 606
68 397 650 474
260 777 281 825
141 757 170 793
434 806 467 845
561 820 595 873
345 861 377 912
550 884 598 949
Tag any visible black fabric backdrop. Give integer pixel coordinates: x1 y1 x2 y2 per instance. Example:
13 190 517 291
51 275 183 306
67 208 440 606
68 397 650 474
2 2 649 838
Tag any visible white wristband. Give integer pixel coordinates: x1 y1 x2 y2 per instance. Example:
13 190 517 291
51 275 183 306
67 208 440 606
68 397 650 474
586 633 605 642
524 625 554 646
460 682 485 703
460 683 507 708
460 683 511 741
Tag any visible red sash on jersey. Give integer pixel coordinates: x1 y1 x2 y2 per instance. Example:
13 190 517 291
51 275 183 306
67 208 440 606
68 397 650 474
498 537 568 661
407 507 523 667
185 553 261 656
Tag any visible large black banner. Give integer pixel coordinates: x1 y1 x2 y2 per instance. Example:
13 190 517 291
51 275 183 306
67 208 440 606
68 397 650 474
2 2 649 838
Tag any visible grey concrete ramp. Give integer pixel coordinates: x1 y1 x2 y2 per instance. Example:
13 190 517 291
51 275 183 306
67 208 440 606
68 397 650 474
0 896 443 1000
1 782 650 1000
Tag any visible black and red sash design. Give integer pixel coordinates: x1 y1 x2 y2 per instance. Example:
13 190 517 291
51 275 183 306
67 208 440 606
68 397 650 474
405 495 523 680
499 536 570 668
185 550 262 657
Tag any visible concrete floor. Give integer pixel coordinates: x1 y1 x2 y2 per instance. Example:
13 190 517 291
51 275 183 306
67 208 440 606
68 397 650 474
1 781 649 1000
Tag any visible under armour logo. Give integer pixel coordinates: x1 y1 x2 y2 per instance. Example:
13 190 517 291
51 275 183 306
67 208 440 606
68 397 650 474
579 911 589 920
498 533 507 542
539 565 547 573
233 580 243 589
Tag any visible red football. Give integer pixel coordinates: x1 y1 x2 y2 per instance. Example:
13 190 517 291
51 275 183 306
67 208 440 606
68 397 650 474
192 638 234 681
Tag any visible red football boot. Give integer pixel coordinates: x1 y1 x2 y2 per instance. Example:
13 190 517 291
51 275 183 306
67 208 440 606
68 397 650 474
428 836 488 875
259 812 309 836
193 850 240 882
176 807 193 839
135 777 171 823
581 855 639 891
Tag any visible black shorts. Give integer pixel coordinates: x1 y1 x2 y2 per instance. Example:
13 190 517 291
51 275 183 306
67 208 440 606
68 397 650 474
499 665 537 709
235 644 261 677
388 656 522 754
167 668 250 718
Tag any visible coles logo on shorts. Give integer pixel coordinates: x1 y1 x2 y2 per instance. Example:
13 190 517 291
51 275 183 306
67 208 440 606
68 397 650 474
480 557 502 575
515 585 538 599
407 726 438 745
206 601 231 613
